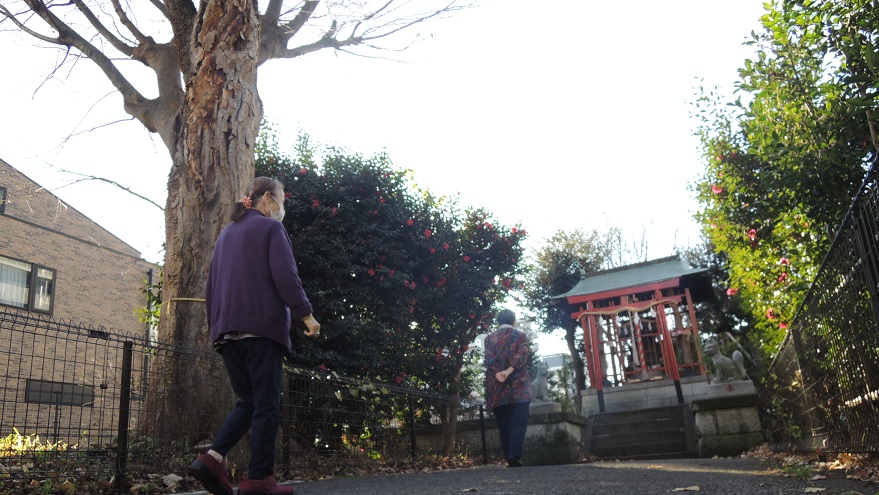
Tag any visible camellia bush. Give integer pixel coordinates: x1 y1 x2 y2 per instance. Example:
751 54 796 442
256 130 527 397
691 0 877 358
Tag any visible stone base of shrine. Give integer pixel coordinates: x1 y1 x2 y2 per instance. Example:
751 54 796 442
580 376 755 416
691 393 764 457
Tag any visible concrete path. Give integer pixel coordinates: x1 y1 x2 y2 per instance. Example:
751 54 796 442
176 458 873 495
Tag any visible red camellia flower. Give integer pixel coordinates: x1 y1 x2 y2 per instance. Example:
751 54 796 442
409 306 415 313
379 197 386 204
468 312 475 319
319 364 327 370
766 308 777 319
748 229 757 240
780 322 788 329
777 273 789 283
424 229 432 237
443 243 449 249
429 247 436 254
726 288 739 296
407 219 414 226
463 256 471 262
395 376 403 384
368 268 375 276
372 210 379 215
779 257 791 265
511 227 518 233
711 184 723 194
484 222 492 229
284 192 293 199
312 199 320 207
331 207 338 214
389 270 395 277
299 168 308 175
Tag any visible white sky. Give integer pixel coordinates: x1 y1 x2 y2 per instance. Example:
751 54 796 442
0 0 767 355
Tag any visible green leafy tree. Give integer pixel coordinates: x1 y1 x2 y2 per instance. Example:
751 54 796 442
522 228 618 408
692 0 877 358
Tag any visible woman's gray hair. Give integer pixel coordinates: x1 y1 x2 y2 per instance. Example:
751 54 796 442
497 309 516 325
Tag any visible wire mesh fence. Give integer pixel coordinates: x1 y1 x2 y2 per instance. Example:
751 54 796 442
0 309 492 493
760 160 879 453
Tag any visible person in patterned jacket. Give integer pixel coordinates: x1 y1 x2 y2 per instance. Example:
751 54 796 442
484 309 533 467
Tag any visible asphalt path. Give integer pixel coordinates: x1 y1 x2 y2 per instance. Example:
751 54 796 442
176 458 873 495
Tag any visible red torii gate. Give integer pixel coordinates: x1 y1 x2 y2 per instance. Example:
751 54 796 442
557 256 712 413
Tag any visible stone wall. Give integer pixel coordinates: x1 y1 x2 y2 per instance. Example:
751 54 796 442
435 410 587 466
691 394 764 457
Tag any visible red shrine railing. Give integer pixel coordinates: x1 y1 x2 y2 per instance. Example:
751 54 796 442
573 291 706 398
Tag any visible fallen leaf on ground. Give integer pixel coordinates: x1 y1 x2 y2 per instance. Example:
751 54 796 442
461 489 478 492
804 488 826 492
672 486 700 491
809 475 827 480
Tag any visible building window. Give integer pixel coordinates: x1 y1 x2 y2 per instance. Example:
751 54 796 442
0 255 55 314
25 379 94 407
0 187 6 214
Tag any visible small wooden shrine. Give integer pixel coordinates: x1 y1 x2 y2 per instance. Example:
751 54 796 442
556 255 715 414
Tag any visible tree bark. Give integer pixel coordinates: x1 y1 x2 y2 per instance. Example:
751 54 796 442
564 323 585 415
150 0 263 443
442 378 460 455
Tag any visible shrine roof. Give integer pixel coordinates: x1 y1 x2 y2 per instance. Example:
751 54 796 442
554 255 710 300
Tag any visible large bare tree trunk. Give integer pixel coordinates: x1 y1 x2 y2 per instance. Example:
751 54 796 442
150 0 263 443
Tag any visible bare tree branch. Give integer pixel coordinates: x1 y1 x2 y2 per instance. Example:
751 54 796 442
55 170 165 211
163 0 197 76
273 1 471 61
72 0 134 56
262 0 288 27
260 0 320 64
0 4 62 44
147 0 168 19
110 0 149 43
23 1 145 103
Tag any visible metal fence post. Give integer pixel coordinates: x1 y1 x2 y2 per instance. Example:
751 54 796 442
479 404 487 465
115 342 133 494
408 396 417 459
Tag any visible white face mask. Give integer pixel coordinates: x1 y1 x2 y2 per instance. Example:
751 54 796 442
269 194 285 222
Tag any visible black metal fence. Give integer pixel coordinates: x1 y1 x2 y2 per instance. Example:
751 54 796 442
760 160 879 453
0 309 491 493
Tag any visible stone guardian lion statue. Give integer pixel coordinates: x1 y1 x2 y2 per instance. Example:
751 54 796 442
704 337 748 383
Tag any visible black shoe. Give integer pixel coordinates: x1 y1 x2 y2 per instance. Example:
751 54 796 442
507 458 523 467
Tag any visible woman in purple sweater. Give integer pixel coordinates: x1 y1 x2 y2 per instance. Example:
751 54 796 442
190 176 320 495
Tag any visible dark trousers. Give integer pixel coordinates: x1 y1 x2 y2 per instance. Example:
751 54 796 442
211 337 284 480
493 401 530 461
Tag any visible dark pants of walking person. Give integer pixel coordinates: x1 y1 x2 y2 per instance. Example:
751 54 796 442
211 337 284 479
493 401 530 464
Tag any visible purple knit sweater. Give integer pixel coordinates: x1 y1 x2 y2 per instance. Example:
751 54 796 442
205 209 313 351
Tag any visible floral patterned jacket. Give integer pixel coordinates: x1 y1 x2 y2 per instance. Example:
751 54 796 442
484 324 533 409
